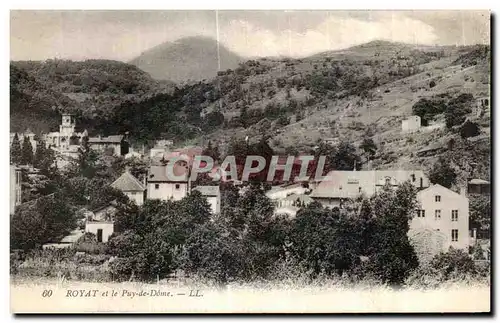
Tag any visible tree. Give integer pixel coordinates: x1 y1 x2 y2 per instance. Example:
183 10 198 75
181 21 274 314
202 141 221 163
181 221 244 284
33 138 55 173
429 248 477 281
359 137 377 160
316 142 362 173
358 182 420 285
10 133 22 165
460 120 481 138
240 106 249 128
469 194 491 235
290 204 361 277
428 157 457 188
445 93 473 129
21 136 34 165
412 98 446 126
107 192 212 281
11 193 76 250
69 134 100 178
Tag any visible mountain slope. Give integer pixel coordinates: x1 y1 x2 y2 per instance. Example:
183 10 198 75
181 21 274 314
129 36 243 83
10 59 174 133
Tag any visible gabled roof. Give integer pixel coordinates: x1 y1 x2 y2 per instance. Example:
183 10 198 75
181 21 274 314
147 164 189 182
416 184 464 199
91 200 118 213
111 171 145 192
88 135 124 144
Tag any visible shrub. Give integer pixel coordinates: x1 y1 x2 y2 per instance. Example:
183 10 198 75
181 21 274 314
460 120 481 138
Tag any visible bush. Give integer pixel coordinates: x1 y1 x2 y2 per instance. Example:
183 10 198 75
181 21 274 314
460 120 481 138
429 248 477 279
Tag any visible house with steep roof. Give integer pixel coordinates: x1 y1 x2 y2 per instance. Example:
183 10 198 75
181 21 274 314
310 170 430 208
111 170 146 206
192 185 221 214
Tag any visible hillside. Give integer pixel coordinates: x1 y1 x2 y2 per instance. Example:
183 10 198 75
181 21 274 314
129 36 243 83
10 41 491 183
10 59 174 133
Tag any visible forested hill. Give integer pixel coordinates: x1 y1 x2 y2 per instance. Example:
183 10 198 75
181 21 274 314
10 42 491 183
10 59 175 133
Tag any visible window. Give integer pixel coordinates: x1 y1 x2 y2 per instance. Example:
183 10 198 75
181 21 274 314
435 195 441 202
435 209 441 219
155 184 159 190
175 184 180 190
411 174 416 182
451 210 458 221
339 186 342 190
420 210 425 218
358 187 362 193
451 229 458 242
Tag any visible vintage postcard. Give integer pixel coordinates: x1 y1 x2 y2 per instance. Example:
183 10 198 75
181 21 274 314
9 10 491 313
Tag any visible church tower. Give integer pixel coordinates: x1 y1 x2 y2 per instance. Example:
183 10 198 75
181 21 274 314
59 113 75 137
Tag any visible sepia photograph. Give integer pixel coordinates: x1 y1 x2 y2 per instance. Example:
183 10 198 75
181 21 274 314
9 9 491 314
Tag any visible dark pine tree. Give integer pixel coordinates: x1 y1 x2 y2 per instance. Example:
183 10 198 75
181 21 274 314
21 136 34 165
10 133 22 165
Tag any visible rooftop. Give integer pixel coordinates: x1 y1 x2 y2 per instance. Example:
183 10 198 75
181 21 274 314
311 170 428 199
111 171 145 192
148 164 189 182
59 229 85 244
469 178 490 185
88 135 124 144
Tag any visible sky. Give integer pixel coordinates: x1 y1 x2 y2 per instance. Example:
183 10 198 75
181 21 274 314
10 10 490 61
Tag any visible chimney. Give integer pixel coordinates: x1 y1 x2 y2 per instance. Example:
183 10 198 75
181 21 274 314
460 186 468 196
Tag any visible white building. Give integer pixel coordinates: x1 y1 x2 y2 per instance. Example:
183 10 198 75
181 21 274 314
111 170 146 206
85 204 117 243
10 165 22 215
146 163 190 201
402 115 422 133
412 184 470 252
273 193 314 218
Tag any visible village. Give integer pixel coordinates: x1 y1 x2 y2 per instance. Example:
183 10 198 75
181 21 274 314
9 111 491 265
